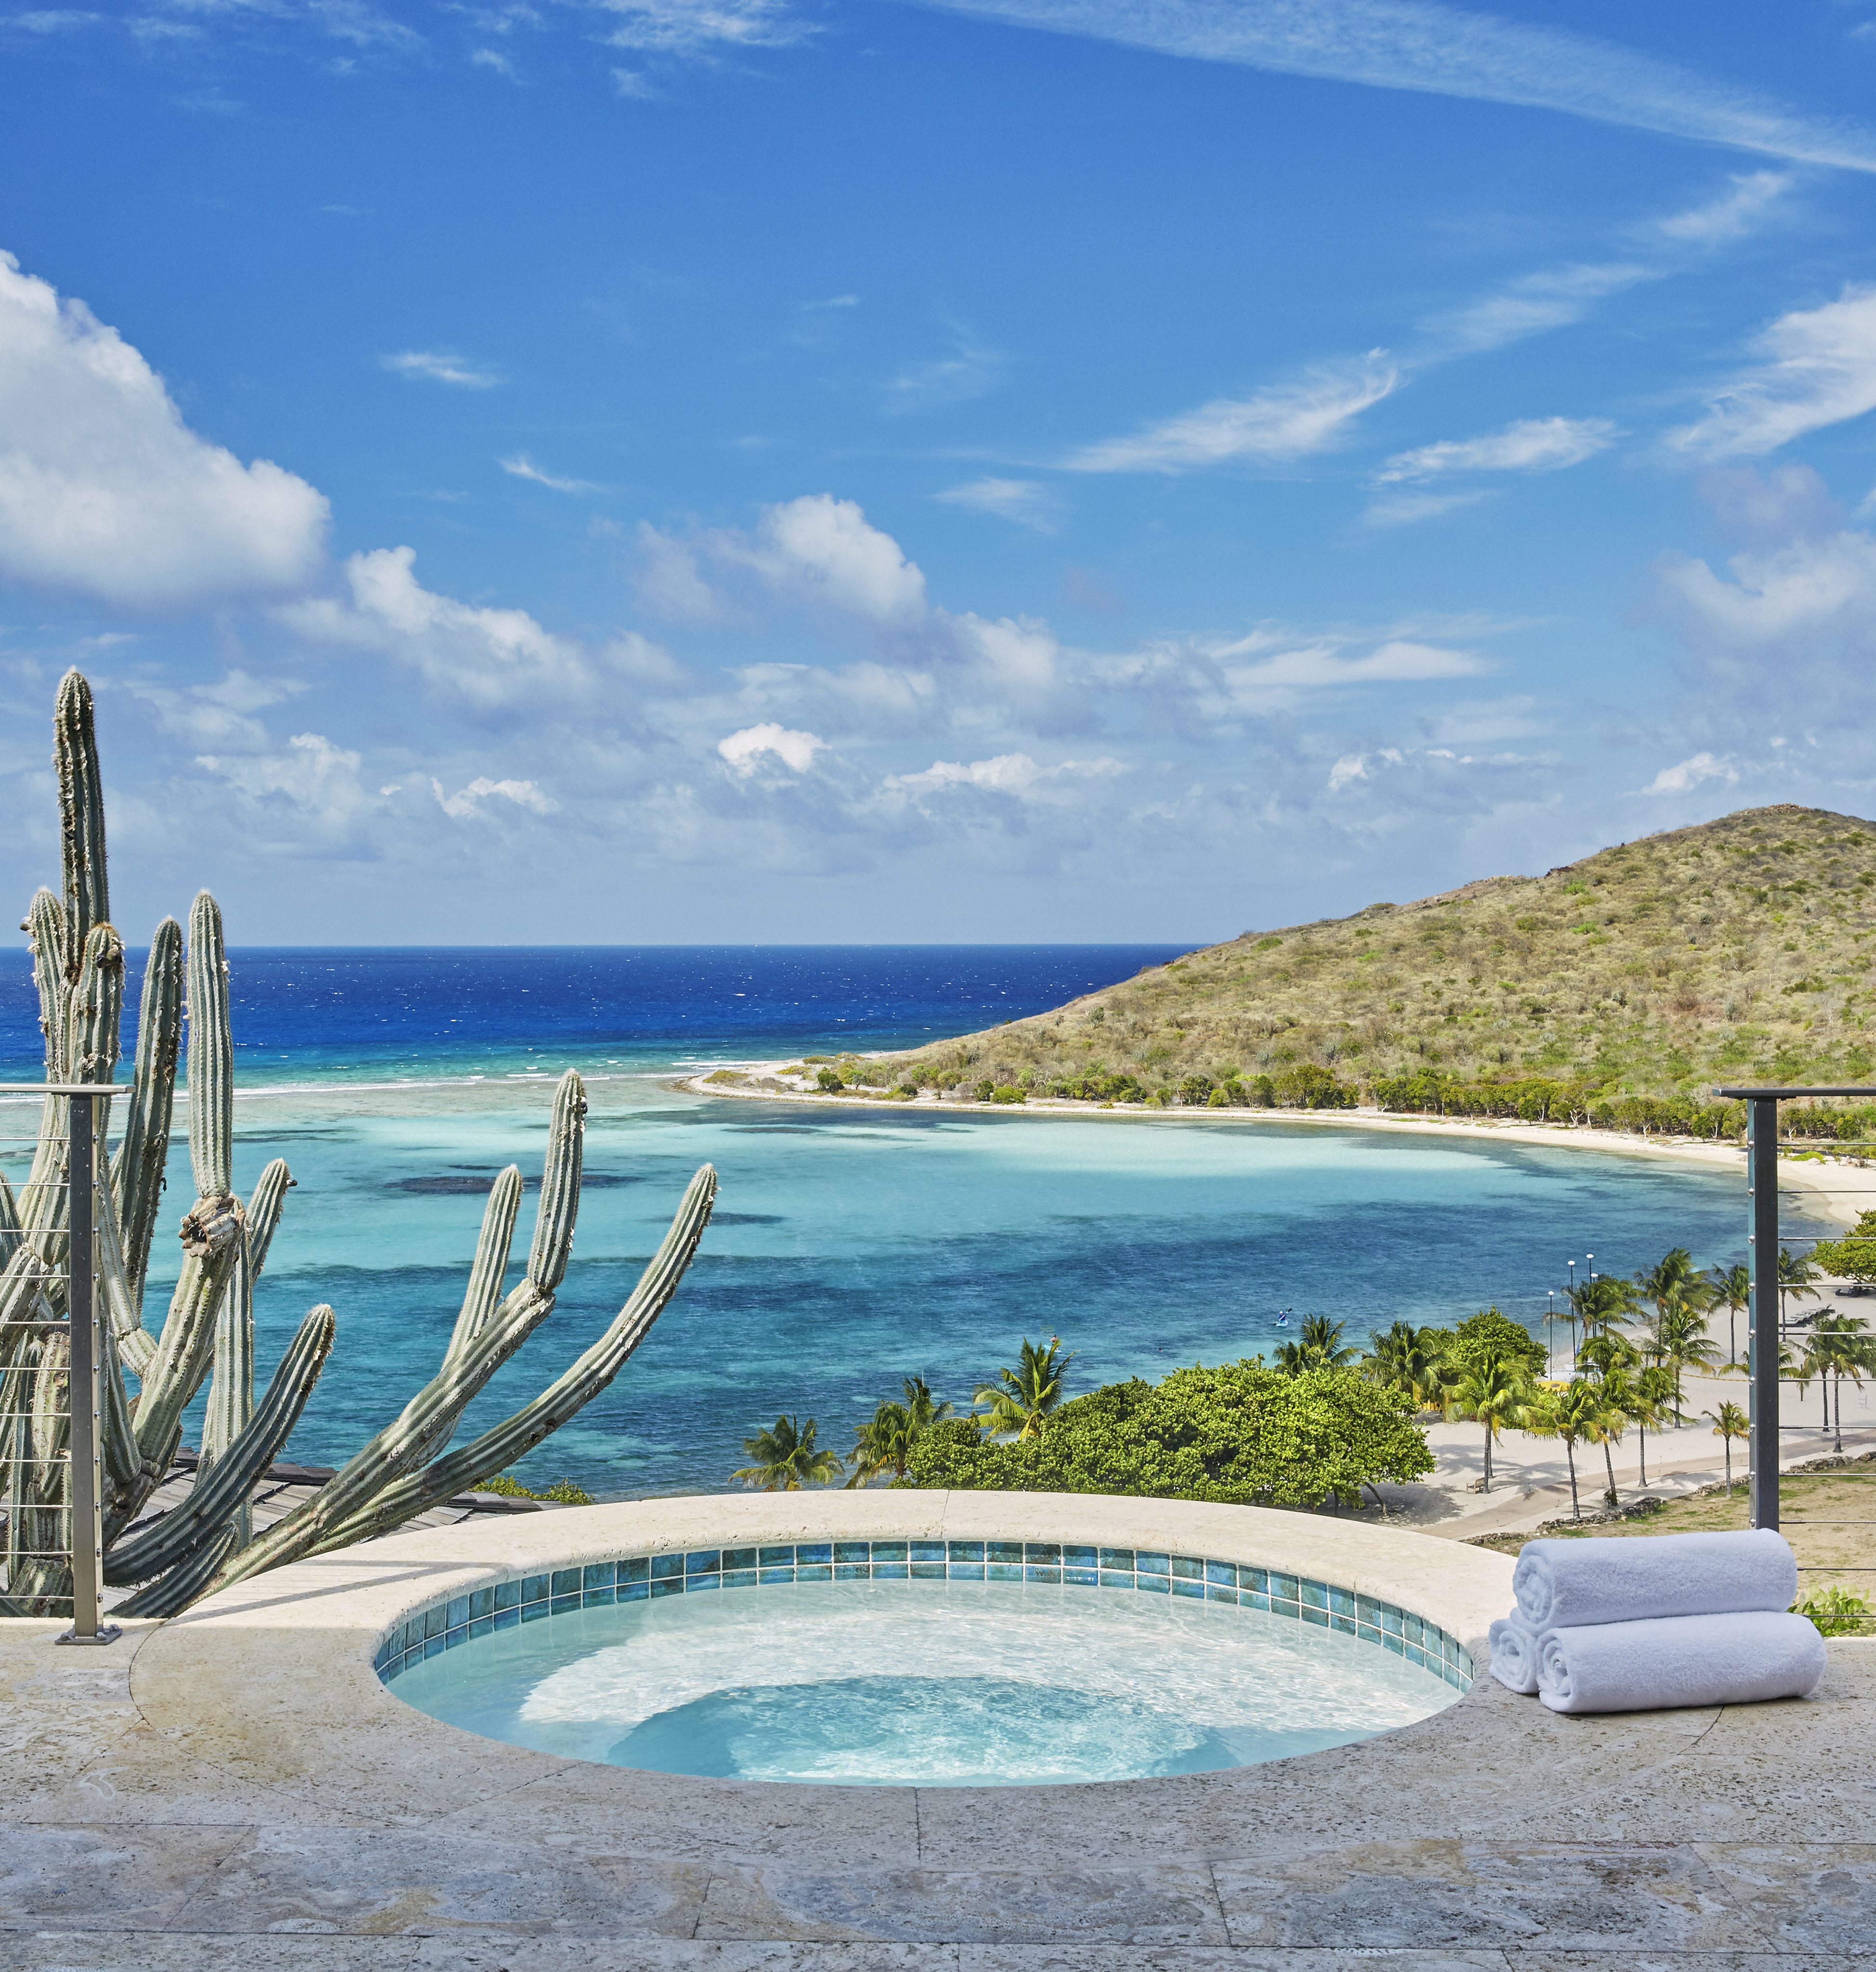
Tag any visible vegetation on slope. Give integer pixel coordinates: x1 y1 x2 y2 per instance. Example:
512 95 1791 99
869 804 1876 1111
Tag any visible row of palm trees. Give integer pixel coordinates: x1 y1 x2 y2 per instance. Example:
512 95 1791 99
732 1339 1077 1491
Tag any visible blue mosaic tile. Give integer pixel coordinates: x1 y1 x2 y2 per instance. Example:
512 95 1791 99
493 1606 521 1632
1331 1613 1356 1635
521 1599 551 1623
583 1585 615 1608
650 1577 683 1598
1063 1567 1098 1586
872 1541 908 1562
986 1562 1023 1582
1136 1550 1170 1576
470 1586 496 1621
1063 1544 1098 1569
1301 1580 1329 1612
797 1543 833 1566
1205 1584 1237 1605
1025 1543 1061 1564
1171 1555 1203 1582
1270 1598 1300 1621
796 1563 832 1583
1268 1572 1299 1603
721 1568 757 1590
987 1540 1023 1564
1171 1579 1204 1600
1136 1574 1171 1595
686 1574 720 1594
1383 1633 1404 1656
1356 1593 1382 1628
1301 1605 1330 1628
521 1573 550 1605
911 1561 946 1579
1243 1567 1269 1596
650 1554 683 1582
911 1540 945 1562
1099 1547 1136 1571
618 1581 649 1602
834 1542 869 1564
872 1562 908 1580
723 1547 758 1571
835 1562 869 1581
423 1603 448 1639
685 1550 720 1577
1098 1569 1135 1589
1205 1560 1237 1587
582 1563 615 1593
551 1569 582 1600
1329 1585 1355 1618
759 1545 793 1568
468 1615 494 1640
947 1561 984 1581
446 1595 470 1631
1026 1565 1061 1584
1380 1604 1403 1635
424 1634 447 1659
550 1593 579 1615
948 1541 984 1563
620 1557 650 1584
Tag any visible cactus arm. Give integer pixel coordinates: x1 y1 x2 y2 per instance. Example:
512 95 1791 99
95 1172 154 1378
98 1311 143 1496
24 889 67 1084
128 1230 242 1477
524 1072 585 1295
405 1165 522 1468
111 917 182 1307
54 669 108 982
306 1165 715 1557
199 1230 253 1528
0 1167 20 1272
65 923 124 1090
105 1303 333 1584
185 892 233 1203
199 1262 569 1596
113 1521 238 1621
244 1159 293 1282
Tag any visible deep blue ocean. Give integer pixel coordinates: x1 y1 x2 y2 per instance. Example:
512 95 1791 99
0 947 1791 1499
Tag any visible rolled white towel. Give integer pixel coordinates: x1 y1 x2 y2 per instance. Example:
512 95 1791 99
1512 1529 1796 1630
1537 1610 1826 1715
1489 1615 1543 1694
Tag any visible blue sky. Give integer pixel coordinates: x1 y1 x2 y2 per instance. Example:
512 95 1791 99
6 0 1876 943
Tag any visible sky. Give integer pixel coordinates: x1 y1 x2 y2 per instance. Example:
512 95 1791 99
7 1 1876 944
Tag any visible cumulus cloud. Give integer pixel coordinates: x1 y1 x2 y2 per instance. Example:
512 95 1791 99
1376 416 1618 483
196 732 373 833
1667 285 1876 459
380 349 499 388
718 723 827 775
910 0 1876 172
278 545 586 704
431 773 556 817
936 477 1056 531
1642 752 1737 795
1066 354 1397 473
0 249 329 610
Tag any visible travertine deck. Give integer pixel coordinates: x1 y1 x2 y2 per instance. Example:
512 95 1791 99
1 1492 1870 1971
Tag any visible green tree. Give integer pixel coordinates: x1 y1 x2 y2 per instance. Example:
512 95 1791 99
847 1375 955 1485
1812 1210 1876 1290
1625 1364 1674 1488
1577 1327 1640 1385
974 1336 1074 1440
1276 1314 1357 1374
1444 1352 1537 1494
1582 1378 1627 1509
1708 1261 1751 1370
1805 1310 1876 1454
1705 1399 1749 1493
1569 1273 1641 1341
1779 1246 1824 1336
1450 1307 1546 1379
905 1361 1433 1510
1652 1304 1720 1425
1525 1377 1610 1521
733 1414 844 1490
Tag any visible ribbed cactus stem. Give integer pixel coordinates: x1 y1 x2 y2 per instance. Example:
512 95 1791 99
64 922 124 1092
185 892 234 1203
94 1173 154 1378
310 1165 717 1554
0 1168 20 1272
24 889 67 1083
113 916 182 1308
54 669 108 983
108 1303 333 1585
200 1234 254 1543
244 1158 293 1279
526 1071 586 1293
114 1522 238 1621
129 1226 243 1480
407 1164 521 1467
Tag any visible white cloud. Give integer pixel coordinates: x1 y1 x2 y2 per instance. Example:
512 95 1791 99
1327 749 1401 792
880 753 1126 802
278 545 586 704
1430 262 1650 356
935 477 1056 531
884 330 1005 412
470 44 516 72
731 494 929 623
611 65 658 96
634 523 728 622
1219 637 1489 694
1067 354 1397 473
10 9 98 26
196 732 372 829
0 249 329 611
718 723 827 775
597 0 809 55
431 773 556 818
1363 489 1494 528
501 453 604 493
911 0 1876 172
1667 285 1876 459
380 349 499 389
1653 170 1791 246
1377 416 1618 483
1643 752 1737 795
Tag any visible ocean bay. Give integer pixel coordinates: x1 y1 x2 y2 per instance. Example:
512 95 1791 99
0 945 1799 1500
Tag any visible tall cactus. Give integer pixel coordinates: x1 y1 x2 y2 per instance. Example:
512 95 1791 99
0 671 715 1619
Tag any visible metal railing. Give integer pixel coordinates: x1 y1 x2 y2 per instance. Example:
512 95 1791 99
0 1084 119 1645
1718 1084 1876 1626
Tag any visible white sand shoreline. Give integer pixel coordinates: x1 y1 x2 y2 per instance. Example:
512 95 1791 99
685 1064 1876 1227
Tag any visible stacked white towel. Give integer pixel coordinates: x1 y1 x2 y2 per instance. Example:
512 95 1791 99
1487 1529 1827 1716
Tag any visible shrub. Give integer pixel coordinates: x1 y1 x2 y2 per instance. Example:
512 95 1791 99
1792 1585 1873 1636
1178 1073 1214 1106
815 1067 843 1092
901 1362 1432 1510
990 1084 1026 1104
1272 1064 1358 1109
974 1079 996 1102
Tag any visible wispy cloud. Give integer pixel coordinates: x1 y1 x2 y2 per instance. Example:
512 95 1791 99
1667 285 1876 458
1067 353 1397 473
1429 262 1651 356
1652 169 1791 246
1377 415 1618 484
598 0 811 56
904 0 1876 172
1363 489 1495 528
8 9 99 28
469 43 517 73
380 349 499 388
936 477 1056 531
501 454 605 493
884 329 1005 412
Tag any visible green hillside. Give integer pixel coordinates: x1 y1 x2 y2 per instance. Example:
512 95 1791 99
858 804 1876 1118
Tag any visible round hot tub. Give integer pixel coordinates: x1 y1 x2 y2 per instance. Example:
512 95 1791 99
377 1536 1472 1787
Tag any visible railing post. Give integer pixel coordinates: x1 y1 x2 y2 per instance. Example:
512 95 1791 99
57 1091 118 1646
1747 1092 1782 1533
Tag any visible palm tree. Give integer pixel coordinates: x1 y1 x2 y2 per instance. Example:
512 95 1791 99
1569 1273 1641 1340
1627 1364 1673 1488
1445 1352 1536 1493
1705 1400 1749 1493
1276 1314 1357 1375
1653 1304 1720 1426
1806 1311 1875 1454
733 1414 844 1490
1525 1377 1609 1521
1581 1382 1627 1509
1708 1262 1751 1370
847 1375 953 1484
1577 1327 1639 1386
974 1336 1074 1440
1779 1246 1823 1338
1362 1323 1452 1411
1634 1246 1701 1317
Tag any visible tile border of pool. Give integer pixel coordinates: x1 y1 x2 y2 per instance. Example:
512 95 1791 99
372 1537 1474 1692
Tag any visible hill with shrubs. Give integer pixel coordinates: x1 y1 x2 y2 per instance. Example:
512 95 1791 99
794 803 1876 1137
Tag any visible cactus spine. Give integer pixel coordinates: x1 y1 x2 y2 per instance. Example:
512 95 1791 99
0 671 715 1618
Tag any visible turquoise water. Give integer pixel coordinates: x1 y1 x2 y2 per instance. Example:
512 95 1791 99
388 1578 1457 1784
0 945 1791 1495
